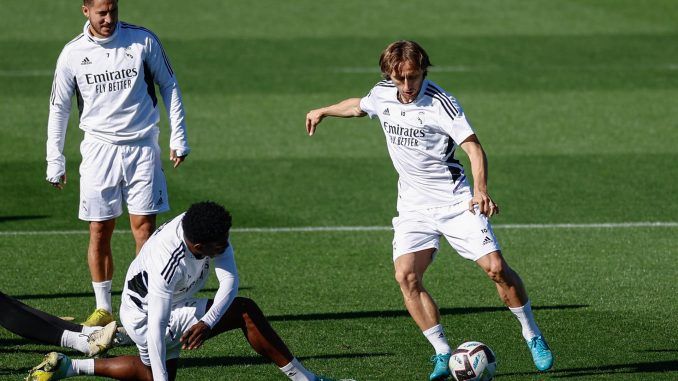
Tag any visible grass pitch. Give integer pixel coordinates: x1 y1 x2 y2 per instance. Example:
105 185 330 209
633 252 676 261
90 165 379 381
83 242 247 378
1 1 677 380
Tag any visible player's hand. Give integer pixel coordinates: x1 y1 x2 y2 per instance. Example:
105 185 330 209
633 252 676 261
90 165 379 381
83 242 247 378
47 174 67 190
170 150 187 168
305 109 325 136
469 191 499 218
180 321 211 350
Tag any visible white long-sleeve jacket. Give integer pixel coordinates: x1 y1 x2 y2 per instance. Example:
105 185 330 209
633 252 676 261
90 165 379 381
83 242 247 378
46 21 190 182
122 213 238 381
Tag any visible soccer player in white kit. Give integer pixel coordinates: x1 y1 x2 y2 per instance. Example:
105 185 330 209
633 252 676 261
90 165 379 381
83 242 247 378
28 202 353 381
305 40 554 379
45 0 190 327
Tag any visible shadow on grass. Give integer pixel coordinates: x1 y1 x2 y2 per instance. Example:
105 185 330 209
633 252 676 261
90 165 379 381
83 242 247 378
0 338 28 346
0 338 81 356
180 351 390 368
267 304 588 322
12 287 251 300
0 215 49 223
640 349 678 353
498 360 678 378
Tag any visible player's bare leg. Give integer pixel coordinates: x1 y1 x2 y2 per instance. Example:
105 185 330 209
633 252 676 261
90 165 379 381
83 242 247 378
210 297 323 380
475 251 527 307
393 249 439 330
84 219 116 326
94 356 178 381
210 297 294 365
394 249 451 381
129 214 156 255
88 219 116 284
27 354 178 381
476 250 553 371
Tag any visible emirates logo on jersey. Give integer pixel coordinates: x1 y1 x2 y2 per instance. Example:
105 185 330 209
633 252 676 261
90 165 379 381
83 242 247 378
85 68 138 85
86 67 139 94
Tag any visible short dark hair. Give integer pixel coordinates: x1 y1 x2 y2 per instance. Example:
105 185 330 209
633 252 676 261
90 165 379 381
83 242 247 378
379 40 432 80
182 201 232 244
83 0 118 7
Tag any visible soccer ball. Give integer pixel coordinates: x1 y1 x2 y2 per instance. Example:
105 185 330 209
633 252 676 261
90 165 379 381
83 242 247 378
449 341 497 381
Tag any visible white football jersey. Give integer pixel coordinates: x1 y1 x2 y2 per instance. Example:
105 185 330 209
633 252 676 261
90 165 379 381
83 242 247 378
360 79 475 211
46 21 190 180
121 213 237 380
122 213 238 323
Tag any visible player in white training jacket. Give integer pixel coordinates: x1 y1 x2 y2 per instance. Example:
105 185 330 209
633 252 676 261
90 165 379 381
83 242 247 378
28 202 352 381
45 0 190 327
305 40 554 380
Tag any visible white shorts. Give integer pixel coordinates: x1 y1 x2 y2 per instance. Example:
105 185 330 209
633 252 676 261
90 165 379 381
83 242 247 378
392 200 501 262
78 138 169 221
120 297 208 366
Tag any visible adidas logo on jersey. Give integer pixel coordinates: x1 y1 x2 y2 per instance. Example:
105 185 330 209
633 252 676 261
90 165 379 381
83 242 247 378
81 57 92 65
482 236 493 245
383 108 390 115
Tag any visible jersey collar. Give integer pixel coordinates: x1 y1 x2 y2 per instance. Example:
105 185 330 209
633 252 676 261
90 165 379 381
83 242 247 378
83 20 120 45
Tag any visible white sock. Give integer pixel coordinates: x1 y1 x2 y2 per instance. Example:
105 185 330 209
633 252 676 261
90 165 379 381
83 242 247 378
279 358 316 381
92 280 112 312
509 300 542 341
80 325 99 335
423 324 452 355
70 359 95 376
60 330 91 355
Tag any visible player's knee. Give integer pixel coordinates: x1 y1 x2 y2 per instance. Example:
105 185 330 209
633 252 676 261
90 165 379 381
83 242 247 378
89 220 115 242
233 296 258 314
132 223 154 240
134 226 153 240
485 261 507 283
395 270 421 292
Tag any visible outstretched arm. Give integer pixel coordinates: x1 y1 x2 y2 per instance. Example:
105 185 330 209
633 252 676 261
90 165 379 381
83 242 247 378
305 98 366 136
460 134 499 218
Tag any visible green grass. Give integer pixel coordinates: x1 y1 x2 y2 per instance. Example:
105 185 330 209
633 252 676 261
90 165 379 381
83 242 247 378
1 0 677 380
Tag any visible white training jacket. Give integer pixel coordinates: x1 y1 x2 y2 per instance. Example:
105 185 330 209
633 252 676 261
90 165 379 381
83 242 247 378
122 213 238 381
46 21 190 182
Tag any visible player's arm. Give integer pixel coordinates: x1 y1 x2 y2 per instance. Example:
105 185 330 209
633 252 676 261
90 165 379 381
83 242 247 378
46 50 76 189
146 33 190 168
460 134 499 218
181 244 239 350
147 263 178 381
147 293 172 381
305 98 366 136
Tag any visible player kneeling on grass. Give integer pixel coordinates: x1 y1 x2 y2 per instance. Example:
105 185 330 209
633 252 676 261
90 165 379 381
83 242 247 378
305 40 553 380
27 201 353 381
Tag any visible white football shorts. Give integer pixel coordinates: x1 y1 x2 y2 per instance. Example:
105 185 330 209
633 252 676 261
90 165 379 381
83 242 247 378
392 199 501 261
120 297 208 365
78 138 169 221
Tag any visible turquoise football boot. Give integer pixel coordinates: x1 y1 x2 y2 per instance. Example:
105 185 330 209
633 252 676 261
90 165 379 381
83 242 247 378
429 353 452 381
528 335 553 371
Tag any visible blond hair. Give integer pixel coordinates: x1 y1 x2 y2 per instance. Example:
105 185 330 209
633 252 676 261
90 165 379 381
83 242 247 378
379 40 431 80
